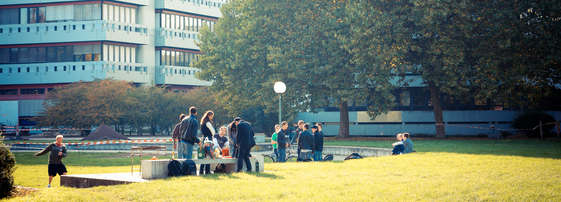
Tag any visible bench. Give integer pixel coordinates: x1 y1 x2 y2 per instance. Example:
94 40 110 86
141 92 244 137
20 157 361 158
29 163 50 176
141 156 264 179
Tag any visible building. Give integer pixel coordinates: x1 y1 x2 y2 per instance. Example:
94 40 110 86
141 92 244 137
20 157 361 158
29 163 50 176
0 0 221 126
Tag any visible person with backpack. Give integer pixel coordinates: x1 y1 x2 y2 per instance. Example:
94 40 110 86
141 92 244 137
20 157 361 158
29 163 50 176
35 135 67 188
172 113 187 152
179 106 202 159
234 117 256 172
312 125 323 161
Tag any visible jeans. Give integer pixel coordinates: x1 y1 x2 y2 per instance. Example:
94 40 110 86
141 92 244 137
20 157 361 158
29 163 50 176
199 164 211 175
179 142 193 159
313 151 322 161
277 149 286 163
237 145 252 172
392 145 405 154
273 149 278 162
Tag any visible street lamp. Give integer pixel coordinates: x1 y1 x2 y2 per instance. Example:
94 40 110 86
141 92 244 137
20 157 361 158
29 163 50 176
274 82 286 126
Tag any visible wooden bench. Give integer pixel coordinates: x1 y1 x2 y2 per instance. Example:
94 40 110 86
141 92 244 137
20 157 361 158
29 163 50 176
141 156 264 179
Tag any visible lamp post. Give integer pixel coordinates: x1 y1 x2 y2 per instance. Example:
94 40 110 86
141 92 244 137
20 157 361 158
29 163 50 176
274 82 286 126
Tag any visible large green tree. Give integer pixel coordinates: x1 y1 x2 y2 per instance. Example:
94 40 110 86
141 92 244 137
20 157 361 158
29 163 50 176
347 0 560 138
197 0 397 138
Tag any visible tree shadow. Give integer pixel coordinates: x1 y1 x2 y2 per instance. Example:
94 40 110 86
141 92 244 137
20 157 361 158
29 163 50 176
198 171 283 180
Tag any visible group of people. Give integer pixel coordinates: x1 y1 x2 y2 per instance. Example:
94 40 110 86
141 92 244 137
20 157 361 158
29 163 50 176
271 120 324 162
171 106 256 173
391 132 414 155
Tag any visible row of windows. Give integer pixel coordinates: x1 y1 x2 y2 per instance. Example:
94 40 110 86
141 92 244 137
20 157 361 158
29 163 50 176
103 4 137 24
0 65 88 74
160 50 203 67
0 88 49 95
160 13 217 32
0 44 136 64
28 4 103 23
0 8 20 25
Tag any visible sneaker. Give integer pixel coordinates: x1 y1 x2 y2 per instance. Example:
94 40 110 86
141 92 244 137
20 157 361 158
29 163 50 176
47 184 51 188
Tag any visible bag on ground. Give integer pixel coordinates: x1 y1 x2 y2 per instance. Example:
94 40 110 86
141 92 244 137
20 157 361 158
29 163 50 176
168 159 184 177
182 160 197 176
344 153 363 160
214 163 226 173
323 154 334 161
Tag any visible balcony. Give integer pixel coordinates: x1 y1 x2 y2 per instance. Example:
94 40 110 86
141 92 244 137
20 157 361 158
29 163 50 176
155 65 211 86
0 21 149 45
155 0 223 18
0 61 149 85
0 0 149 6
155 28 200 49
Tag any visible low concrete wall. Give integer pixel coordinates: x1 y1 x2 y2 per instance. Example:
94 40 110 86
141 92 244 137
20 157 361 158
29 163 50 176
11 142 271 152
289 145 392 157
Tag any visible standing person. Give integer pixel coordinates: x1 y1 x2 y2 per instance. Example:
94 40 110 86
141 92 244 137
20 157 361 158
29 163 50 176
199 110 216 175
235 117 256 172
298 123 314 161
295 120 305 158
35 135 67 188
316 122 324 136
270 124 280 162
277 122 289 163
179 106 202 159
402 132 414 154
312 125 324 161
228 120 238 158
172 114 187 153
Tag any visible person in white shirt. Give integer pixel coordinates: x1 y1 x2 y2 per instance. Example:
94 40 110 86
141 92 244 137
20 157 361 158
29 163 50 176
200 110 216 174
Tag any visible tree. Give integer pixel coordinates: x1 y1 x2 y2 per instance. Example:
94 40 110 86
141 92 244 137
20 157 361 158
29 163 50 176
181 87 232 129
196 0 397 138
37 78 134 129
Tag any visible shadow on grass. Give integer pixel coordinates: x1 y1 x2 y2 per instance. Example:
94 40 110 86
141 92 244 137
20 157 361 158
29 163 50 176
327 139 561 160
198 171 283 180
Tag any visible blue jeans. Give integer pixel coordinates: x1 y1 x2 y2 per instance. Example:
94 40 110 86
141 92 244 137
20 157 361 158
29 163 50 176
392 145 405 154
237 146 252 172
313 151 322 161
179 141 193 159
277 149 286 163
273 149 278 162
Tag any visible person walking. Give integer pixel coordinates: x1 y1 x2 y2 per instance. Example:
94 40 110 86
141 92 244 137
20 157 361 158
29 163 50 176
277 121 290 163
35 135 67 188
179 107 202 159
199 110 216 175
234 117 256 172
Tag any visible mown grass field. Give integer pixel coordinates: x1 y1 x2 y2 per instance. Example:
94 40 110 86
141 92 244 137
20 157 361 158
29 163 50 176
5 139 561 201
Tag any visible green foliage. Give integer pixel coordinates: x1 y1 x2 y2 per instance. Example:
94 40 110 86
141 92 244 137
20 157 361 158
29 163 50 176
0 137 16 199
511 111 557 138
240 106 278 135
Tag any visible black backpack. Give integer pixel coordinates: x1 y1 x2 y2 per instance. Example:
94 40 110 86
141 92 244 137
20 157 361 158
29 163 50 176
323 154 334 161
168 159 184 177
344 153 363 160
182 160 197 176
214 163 226 174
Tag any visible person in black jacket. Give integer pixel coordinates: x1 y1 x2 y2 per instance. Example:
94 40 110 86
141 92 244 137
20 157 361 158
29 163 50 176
277 121 290 163
298 123 314 161
35 135 67 188
199 110 216 174
312 125 324 161
179 107 202 159
234 117 256 172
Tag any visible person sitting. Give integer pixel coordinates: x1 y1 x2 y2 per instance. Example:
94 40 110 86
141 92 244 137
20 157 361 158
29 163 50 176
402 132 414 154
391 133 405 155
297 123 314 161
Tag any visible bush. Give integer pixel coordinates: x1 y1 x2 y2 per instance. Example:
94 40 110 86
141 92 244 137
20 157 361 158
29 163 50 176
0 136 16 199
511 111 557 138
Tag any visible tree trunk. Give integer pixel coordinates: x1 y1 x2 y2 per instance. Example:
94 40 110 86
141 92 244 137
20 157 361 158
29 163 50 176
338 100 350 138
428 81 446 138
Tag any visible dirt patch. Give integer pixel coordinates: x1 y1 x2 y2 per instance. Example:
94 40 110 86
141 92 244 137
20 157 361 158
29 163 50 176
10 186 40 198
81 124 129 141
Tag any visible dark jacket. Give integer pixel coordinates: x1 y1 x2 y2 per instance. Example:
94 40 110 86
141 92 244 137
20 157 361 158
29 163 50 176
313 131 324 152
200 122 213 141
277 129 288 149
236 121 256 148
298 130 314 150
35 142 67 164
179 114 200 144
213 134 228 148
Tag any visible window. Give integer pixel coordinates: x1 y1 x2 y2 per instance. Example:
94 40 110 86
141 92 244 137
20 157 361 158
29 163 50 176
0 48 10 64
0 8 20 25
27 67 30 72
20 88 45 95
0 89 18 95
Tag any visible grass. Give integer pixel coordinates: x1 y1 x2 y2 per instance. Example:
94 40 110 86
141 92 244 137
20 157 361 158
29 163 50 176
5 139 561 201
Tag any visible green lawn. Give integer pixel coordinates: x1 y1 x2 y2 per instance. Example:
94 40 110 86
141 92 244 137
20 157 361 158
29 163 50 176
5 139 561 201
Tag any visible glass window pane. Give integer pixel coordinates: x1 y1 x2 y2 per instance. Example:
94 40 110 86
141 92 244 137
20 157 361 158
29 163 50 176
47 47 56 62
166 50 170 65
160 13 165 28
37 47 46 62
170 14 175 29
108 45 114 61
114 5 119 22
180 16 184 30
176 15 180 30
120 46 125 63
160 50 165 65
0 49 9 64
131 47 136 63
65 46 73 62
28 8 37 23
131 8 136 24
125 47 131 63
166 14 171 29
171 51 175 66
119 6 124 23
102 4 108 20
84 4 93 21
125 7 130 23
38 7 46 23
108 5 113 21
18 48 28 63
103 44 108 61
10 48 19 63
93 4 101 20
28 48 37 63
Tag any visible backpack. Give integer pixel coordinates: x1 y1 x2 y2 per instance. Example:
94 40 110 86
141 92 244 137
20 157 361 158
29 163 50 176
182 160 197 176
323 154 334 161
168 159 184 177
214 163 226 174
344 153 363 160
